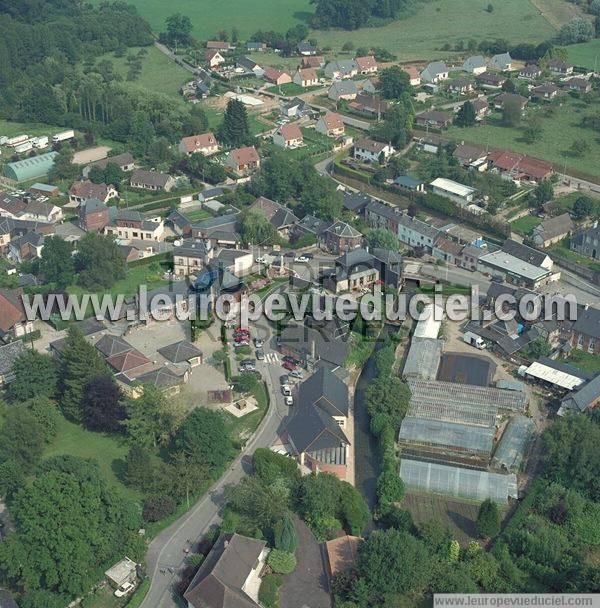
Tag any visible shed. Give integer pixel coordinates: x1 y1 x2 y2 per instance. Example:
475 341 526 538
4 152 58 182
105 557 137 589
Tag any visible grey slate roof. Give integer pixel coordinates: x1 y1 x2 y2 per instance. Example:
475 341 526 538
158 340 203 364
298 367 348 416
561 374 600 414
296 214 330 236
572 305 600 339
0 341 26 382
95 334 133 357
279 323 349 367
326 220 362 238
501 239 549 267
130 366 183 389
286 401 350 454
343 191 372 213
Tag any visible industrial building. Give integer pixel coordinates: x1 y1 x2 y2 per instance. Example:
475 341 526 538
402 337 443 380
430 177 476 205
3 151 58 182
478 249 555 289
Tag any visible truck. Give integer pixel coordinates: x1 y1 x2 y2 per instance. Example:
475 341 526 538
463 331 486 350
14 141 33 154
52 130 75 143
32 136 49 149
7 134 29 147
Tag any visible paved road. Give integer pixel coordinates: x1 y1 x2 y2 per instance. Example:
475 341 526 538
154 41 198 74
140 315 291 608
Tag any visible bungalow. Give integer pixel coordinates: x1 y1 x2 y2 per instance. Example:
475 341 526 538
0 287 34 341
315 112 345 137
565 77 592 94
353 138 394 163
302 55 325 68
452 143 487 167
225 146 260 175
355 56 378 74
206 40 231 51
205 49 225 69
237 56 264 76
83 152 135 178
420 61 449 83
488 150 553 182
448 77 474 94
547 60 573 76
532 82 559 100
246 41 267 52
403 66 421 86
471 97 490 120
324 220 363 254
69 180 118 205
415 110 452 129
178 132 219 156
571 224 600 261
347 91 388 116
519 64 542 79
493 92 529 112
325 60 358 80
293 68 319 87
263 67 292 86
489 52 512 71
272 123 304 149
430 177 476 205
414 133 450 154
476 73 507 89
462 55 487 75
532 213 573 247
297 41 317 56
130 170 175 192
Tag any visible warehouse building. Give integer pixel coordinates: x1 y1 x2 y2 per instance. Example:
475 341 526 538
430 177 476 206
478 249 555 289
3 151 59 182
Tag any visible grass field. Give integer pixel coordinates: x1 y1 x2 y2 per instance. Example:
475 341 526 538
510 214 541 236
566 39 600 70
449 98 600 180
567 349 600 374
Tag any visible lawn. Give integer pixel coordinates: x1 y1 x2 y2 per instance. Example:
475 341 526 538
566 38 600 70
44 414 141 503
0 119 66 140
549 239 600 272
448 98 600 181
510 214 541 236
566 349 600 375
266 83 321 97
184 208 212 222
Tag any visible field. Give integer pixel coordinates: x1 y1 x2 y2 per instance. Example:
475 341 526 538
510 214 541 236
566 39 600 70
449 98 600 181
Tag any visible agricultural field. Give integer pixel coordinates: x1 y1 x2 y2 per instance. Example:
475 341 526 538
566 39 600 71
449 98 600 181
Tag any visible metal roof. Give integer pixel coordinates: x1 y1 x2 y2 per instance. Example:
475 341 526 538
522 360 586 390
4 151 58 182
403 337 443 380
430 177 476 198
479 250 550 282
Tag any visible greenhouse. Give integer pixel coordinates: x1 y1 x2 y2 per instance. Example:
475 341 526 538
492 415 536 472
402 337 443 380
3 151 58 182
400 458 518 503
408 397 498 428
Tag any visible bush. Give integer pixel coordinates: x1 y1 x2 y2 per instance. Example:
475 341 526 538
267 549 297 574
476 499 501 538
274 514 299 553
259 573 283 608
253 448 301 486
143 495 176 522
376 469 405 511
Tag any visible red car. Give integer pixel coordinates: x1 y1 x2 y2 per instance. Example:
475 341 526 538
282 360 296 372
235 326 250 334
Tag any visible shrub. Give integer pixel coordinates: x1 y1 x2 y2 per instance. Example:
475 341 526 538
143 495 176 522
258 573 282 608
267 549 297 574
476 499 501 538
274 514 299 553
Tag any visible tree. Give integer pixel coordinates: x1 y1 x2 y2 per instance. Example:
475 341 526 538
58 327 109 422
252 448 301 486
0 407 45 472
173 407 233 470
522 117 543 144
557 17 594 44
8 350 57 402
0 459 25 501
534 180 554 205
569 139 590 158
164 13 193 47
502 99 522 127
378 66 411 99
82 374 125 432
240 211 279 246
572 195 595 220
342 41 355 52
39 236 74 288
143 495 176 522
267 549 297 574
274 513 299 553
49 147 79 182
476 499 501 538
455 101 476 126
501 78 516 93
372 100 414 148
367 228 400 251
218 99 250 146
376 470 405 512
73 232 126 289
20 590 69 608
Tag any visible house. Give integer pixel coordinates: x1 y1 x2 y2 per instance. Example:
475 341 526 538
216 249 254 276
130 170 175 192
565 77 592 94
519 64 542 79
293 68 318 87
0 288 34 341
532 83 559 100
430 177 476 205
420 61 449 83
488 150 553 182
246 41 267 52
415 110 452 129
471 98 490 120
569 305 600 355
453 143 487 167
83 152 135 178
272 123 304 149
328 80 358 101
78 198 109 232
324 220 363 254
489 52 512 71
249 197 299 237
348 92 387 115
0 340 26 385
68 180 118 205
158 340 203 367
493 92 529 112
297 41 317 56
559 374 600 416
8 231 45 263
302 55 325 68
476 73 507 89
502 239 554 271
173 239 213 276
403 66 421 86
324 60 358 79
280 97 309 118
355 55 378 74
0 217 52 250
547 60 573 75
462 55 487 75
183 533 267 608
205 49 225 68
353 138 394 163
263 67 291 86
236 56 264 76
315 112 345 137
532 213 573 247
11 199 63 224
396 213 440 251
395 175 425 192
206 40 231 51
448 77 474 94
225 146 260 175
571 223 600 261
192 214 241 249
414 133 450 154
433 235 465 266
104 209 165 242
342 191 372 216
293 214 330 243
324 248 380 293
179 132 219 156
105 557 137 591
29 183 59 198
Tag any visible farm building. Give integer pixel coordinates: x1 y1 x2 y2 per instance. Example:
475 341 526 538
430 177 476 205
400 459 518 503
491 415 536 472
4 151 58 182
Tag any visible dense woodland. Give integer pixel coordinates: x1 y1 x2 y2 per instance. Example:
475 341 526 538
310 0 415 29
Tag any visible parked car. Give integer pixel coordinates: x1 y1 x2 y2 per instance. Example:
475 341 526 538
234 341 250 348
280 374 290 385
284 395 294 406
255 256 266 264
289 369 304 379
283 355 300 366
282 360 296 372
254 337 264 348
284 251 295 258
282 385 292 396
256 349 265 360
114 582 135 598
294 255 309 263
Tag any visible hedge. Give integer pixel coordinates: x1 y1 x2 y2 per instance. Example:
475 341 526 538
258 574 283 608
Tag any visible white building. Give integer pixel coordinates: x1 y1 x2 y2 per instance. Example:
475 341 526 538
430 177 476 205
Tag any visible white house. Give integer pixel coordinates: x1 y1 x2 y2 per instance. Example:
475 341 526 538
293 68 319 88
462 55 487 75
272 123 304 149
420 61 449 83
353 138 394 163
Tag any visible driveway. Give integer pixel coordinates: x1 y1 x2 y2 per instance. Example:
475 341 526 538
280 516 331 608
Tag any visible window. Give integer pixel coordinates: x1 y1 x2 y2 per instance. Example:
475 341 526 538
577 334 584 349
589 338 596 353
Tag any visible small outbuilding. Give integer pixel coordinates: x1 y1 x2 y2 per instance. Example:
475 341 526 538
105 557 137 589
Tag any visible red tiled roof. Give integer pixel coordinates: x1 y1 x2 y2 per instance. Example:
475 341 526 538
230 146 260 166
355 56 377 71
296 68 317 81
180 132 218 153
107 349 151 373
488 150 553 180
0 289 25 333
278 123 303 141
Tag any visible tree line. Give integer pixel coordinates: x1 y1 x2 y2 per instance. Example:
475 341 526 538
310 0 415 30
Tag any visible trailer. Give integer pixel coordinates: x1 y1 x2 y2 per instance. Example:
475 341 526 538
14 141 33 154
463 331 486 350
52 130 75 143
7 134 30 147
32 136 49 149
